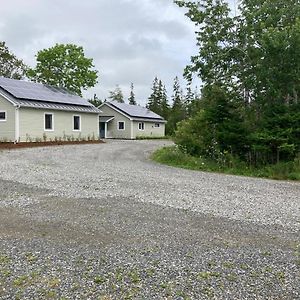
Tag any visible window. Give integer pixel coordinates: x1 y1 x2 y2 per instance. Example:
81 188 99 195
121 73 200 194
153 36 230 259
118 121 125 130
73 115 81 131
44 113 53 131
0 111 6 121
138 122 145 131
155 123 160 128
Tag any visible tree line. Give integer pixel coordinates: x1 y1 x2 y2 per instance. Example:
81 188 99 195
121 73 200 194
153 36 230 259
1 0 299 170
0 41 196 135
171 0 300 168
107 76 201 135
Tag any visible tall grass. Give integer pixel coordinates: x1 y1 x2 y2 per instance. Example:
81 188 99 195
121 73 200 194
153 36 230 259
151 146 300 181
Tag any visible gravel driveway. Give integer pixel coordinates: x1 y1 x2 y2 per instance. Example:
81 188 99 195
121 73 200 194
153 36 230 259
0 140 299 299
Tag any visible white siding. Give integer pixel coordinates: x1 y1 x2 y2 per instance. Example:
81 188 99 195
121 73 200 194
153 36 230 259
132 121 165 138
19 108 99 142
0 95 15 142
100 104 133 139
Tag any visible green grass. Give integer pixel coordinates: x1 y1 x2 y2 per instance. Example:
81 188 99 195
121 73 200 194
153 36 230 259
136 136 171 140
151 146 300 181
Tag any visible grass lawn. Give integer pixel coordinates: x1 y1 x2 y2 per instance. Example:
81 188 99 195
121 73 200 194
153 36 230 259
151 146 300 181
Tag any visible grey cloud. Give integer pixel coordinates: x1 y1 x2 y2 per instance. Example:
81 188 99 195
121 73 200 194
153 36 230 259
89 35 163 62
1 15 44 48
1 0 198 105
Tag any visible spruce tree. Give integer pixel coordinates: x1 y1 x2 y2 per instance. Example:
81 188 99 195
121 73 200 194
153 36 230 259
176 0 300 165
185 85 195 117
159 82 169 120
147 77 161 114
168 76 186 134
128 83 136 105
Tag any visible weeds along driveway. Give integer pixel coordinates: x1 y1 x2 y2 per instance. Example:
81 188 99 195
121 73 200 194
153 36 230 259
0 140 299 299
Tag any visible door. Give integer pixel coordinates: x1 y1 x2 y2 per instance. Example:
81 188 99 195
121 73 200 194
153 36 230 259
99 122 106 138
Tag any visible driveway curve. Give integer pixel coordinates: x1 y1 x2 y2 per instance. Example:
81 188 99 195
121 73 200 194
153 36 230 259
1 140 299 230
0 140 299 299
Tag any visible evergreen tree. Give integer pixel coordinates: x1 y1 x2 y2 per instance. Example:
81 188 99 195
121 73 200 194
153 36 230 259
128 83 136 105
175 0 300 165
159 82 170 120
175 84 248 158
167 76 186 135
108 85 124 103
250 103 300 165
147 77 161 114
184 85 195 117
186 86 202 116
185 86 194 104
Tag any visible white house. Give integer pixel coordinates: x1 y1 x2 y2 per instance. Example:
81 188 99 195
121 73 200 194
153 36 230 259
0 77 100 142
99 101 166 139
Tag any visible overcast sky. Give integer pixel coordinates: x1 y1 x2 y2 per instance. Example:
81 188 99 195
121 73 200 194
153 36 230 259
1 0 236 105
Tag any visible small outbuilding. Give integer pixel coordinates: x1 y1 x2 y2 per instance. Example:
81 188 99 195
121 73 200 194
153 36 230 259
0 77 101 143
99 101 166 139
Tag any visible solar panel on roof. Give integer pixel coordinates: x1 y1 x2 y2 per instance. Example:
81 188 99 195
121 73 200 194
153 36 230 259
0 77 92 107
109 101 164 119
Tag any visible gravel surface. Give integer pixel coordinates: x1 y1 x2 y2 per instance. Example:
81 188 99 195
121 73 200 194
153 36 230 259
0 140 299 299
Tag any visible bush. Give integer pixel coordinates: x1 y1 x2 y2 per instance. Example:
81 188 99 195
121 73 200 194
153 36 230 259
174 85 249 159
152 146 300 181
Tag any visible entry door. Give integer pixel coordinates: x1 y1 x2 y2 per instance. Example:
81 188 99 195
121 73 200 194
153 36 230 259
100 122 106 138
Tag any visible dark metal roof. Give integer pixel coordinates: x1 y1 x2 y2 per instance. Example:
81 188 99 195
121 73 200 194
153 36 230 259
16 99 100 113
107 101 165 120
0 77 94 107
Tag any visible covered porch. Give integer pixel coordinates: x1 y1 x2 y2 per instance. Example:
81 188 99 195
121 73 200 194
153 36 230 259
99 116 114 138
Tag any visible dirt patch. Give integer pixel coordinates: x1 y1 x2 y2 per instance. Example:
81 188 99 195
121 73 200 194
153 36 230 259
0 140 104 150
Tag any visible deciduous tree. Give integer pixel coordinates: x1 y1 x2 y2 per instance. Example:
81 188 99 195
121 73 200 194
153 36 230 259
27 43 98 96
0 41 27 79
108 85 124 103
89 94 102 107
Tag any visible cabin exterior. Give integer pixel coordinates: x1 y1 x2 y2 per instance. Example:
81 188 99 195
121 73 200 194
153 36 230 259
0 77 100 142
99 101 166 139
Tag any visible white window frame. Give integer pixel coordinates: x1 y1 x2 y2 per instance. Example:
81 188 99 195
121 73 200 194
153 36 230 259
154 123 160 128
73 115 81 131
118 121 125 131
138 122 145 131
44 113 54 131
0 110 7 122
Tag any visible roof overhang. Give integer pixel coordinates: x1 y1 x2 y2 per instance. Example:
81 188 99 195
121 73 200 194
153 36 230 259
0 89 18 106
17 99 101 114
99 102 166 123
99 102 132 120
132 117 166 123
99 116 115 123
